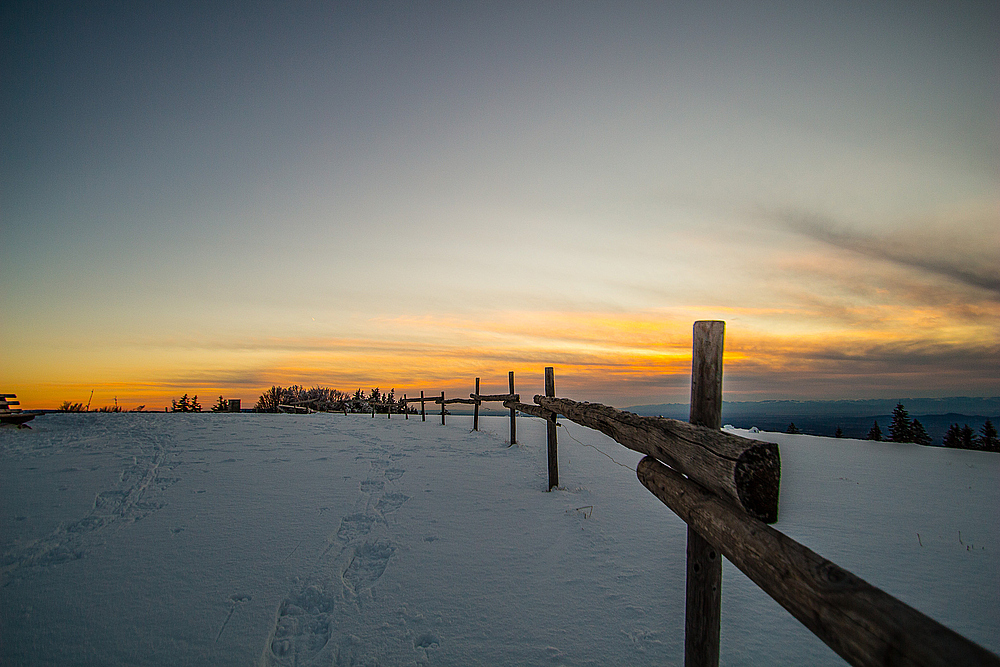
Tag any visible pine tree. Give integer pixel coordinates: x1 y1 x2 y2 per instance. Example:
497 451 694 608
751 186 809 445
910 419 932 446
211 396 227 412
172 394 191 412
834 426 843 438
190 395 201 412
979 419 999 452
867 421 882 441
943 423 963 447
888 403 912 443
961 424 975 449
785 423 800 434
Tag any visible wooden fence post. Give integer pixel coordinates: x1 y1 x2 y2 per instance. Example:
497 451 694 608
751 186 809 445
509 371 516 445
421 391 425 422
441 391 446 425
685 320 725 667
545 367 558 490
404 394 408 419
473 378 480 431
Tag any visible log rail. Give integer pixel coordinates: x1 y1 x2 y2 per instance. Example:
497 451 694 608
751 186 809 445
396 320 998 667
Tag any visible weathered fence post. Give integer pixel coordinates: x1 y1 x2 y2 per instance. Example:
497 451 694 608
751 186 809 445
421 391 426 422
685 320 725 667
473 378 480 431
441 391 446 425
545 367 558 490
509 371 517 445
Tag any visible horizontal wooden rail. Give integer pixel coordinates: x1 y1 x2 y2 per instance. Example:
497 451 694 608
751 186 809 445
534 395 780 523
636 456 999 667
471 393 519 402
503 400 554 421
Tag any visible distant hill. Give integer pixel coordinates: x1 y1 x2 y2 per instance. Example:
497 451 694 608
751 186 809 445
625 397 1000 445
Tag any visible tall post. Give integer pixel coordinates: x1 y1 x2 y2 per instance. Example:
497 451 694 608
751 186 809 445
473 377 480 431
441 391 446 425
685 320 725 667
508 371 516 445
545 367 558 490
421 391 425 422
404 394 408 419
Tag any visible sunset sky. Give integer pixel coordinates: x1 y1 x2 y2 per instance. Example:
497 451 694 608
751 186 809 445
2 1 997 410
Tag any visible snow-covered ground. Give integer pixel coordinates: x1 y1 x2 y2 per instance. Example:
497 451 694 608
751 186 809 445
1 413 997 666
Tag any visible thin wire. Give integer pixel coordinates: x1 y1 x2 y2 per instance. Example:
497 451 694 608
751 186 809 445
557 423 636 472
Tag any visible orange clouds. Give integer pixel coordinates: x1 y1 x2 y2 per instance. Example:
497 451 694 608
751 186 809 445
10 301 997 411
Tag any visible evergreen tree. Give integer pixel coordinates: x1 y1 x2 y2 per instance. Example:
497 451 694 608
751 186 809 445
171 394 191 412
190 395 201 412
834 426 843 438
961 424 975 449
867 421 882 441
979 419 999 452
888 403 912 443
943 423 963 448
211 395 227 412
785 423 800 434
910 419 932 446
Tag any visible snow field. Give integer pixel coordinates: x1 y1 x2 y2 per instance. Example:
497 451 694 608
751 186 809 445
1 413 997 666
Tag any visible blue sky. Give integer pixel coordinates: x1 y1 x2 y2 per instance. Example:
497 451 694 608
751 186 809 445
2 1 997 409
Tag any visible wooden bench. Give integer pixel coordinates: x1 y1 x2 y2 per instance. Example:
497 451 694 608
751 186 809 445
1 393 36 427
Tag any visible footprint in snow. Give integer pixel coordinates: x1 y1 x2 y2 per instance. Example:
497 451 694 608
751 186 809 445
265 583 335 665
337 513 379 542
343 541 394 594
375 493 409 515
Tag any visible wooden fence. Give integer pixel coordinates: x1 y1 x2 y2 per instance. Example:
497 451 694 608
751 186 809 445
398 321 998 667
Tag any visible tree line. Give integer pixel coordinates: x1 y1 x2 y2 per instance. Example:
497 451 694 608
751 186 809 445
863 403 997 452
252 385 413 414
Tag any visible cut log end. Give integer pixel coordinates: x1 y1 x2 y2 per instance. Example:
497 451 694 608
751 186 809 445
734 442 781 524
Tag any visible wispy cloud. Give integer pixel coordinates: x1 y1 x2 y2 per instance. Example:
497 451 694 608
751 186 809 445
774 209 1000 298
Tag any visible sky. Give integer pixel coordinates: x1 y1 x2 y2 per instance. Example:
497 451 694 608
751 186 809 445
2 1 998 410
